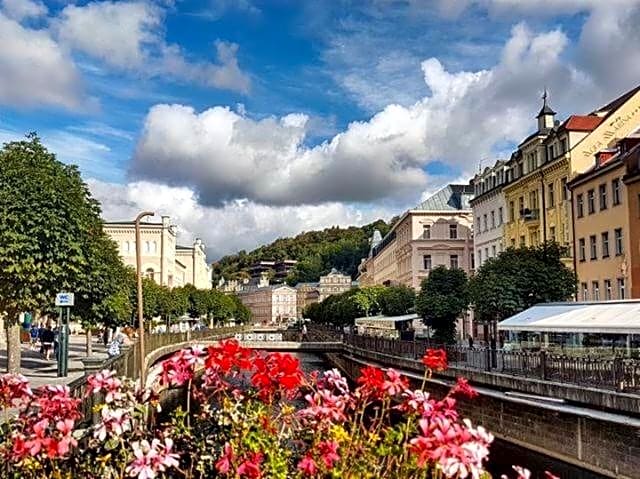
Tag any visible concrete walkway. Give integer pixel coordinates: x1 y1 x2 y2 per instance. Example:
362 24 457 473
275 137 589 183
0 334 107 389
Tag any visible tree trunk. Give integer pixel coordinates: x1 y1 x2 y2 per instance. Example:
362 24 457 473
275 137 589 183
85 328 93 357
6 318 21 374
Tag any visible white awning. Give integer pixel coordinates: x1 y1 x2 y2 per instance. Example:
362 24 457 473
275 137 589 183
498 301 640 335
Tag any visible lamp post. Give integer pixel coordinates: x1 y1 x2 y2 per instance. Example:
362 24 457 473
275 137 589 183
135 211 154 386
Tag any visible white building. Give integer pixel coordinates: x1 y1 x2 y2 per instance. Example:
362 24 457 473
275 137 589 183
470 160 509 267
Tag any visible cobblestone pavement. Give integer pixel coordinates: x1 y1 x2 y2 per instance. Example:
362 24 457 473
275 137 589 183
0 334 107 388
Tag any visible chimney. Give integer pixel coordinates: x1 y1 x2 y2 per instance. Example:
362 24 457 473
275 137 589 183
161 215 170 227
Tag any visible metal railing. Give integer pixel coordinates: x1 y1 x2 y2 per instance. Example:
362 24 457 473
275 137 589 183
341 333 640 393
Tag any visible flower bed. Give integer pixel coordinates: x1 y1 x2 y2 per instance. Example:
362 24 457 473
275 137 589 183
0 340 550 478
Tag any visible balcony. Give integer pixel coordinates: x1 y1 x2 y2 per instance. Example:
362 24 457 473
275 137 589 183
519 208 540 222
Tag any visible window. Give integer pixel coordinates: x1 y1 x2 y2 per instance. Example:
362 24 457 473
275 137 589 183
617 278 626 299
612 178 621 205
145 268 154 280
511 238 516 247
520 235 525 247
491 245 496 257
592 281 600 301
509 201 515 222
477 249 482 264
450 254 459 269
589 235 597 260
578 238 586 262
601 232 610 258
518 196 524 215
449 224 458 239
483 215 488 232
485 247 489 260
498 207 504 225
529 190 538 210
561 177 568 201
144 241 150 253
576 194 584 218
491 211 495 229
470 253 475 270
476 217 481 232
599 183 607 210
423 255 432 271
604 279 612 300
581 282 588 301
587 189 595 214
615 228 623 255
423 224 431 239
550 226 556 242
548 182 555 207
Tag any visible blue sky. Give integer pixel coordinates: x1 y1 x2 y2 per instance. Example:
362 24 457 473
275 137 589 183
1 0 640 258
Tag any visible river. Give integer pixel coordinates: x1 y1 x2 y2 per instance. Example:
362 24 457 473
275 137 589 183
295 352 608 479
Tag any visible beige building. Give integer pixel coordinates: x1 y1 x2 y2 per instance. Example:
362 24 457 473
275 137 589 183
319 269 353 301
295 283 320 317
103 215 211 289
358 184 475 290
569 134 640 300
238 284 297 325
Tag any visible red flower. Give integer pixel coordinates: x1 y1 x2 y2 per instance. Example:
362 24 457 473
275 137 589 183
317 440 340 469
216 442 234 474
297 455 318 476
206 339 254 374
356 366 386 399
237 452 263 478
452 377 478 399
251 352 303 402
422 349 447 371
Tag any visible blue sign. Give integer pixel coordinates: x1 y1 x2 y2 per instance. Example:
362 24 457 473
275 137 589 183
55 293 75 307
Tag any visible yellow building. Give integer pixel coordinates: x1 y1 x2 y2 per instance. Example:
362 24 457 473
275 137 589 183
503 86 640 263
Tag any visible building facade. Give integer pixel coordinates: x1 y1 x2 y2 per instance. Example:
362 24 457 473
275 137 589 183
358 184 474 290
318 269 353 301
622 140 640 298
295 283 320 317
237 285 297 325
502 86 640 265
470 160 509 267
103 215 211 289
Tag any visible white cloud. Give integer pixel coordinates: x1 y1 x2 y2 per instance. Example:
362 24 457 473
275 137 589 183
55 0 251 93
0 12 85 110
0 0 47 21
131 21 607 207
56 1 162 70
88 179 391 259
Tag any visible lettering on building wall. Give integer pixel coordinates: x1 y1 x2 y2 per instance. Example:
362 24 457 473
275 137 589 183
582 101 640 159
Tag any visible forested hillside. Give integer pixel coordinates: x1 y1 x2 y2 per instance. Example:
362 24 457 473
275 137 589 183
211 219 393 285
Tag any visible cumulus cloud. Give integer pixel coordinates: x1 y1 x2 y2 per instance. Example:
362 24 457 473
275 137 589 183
0 12 85 110
131 21 604 207
88 179 391 259
55 0 251 93
0 0 47 20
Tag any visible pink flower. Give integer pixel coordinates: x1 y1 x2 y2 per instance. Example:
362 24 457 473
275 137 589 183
501 466 532 479
94 407 131 441
452 378 478 399
237 452 263 478
87 370 123 403
317 440 340 469
216 442 234 474
318 369 350 395
297 455 318 476
126 438 180 479
383 368 408 396
0 373 33 408
398 389 433 415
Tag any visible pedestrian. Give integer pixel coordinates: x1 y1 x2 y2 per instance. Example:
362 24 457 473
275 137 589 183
40 324 55 360
468 335 474 349
29 324 39 351
301 323 308 342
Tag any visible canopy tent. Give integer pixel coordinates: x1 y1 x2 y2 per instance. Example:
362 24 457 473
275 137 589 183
498 300 640 335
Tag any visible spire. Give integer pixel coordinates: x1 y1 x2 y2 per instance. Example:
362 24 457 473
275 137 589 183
537 88 556 118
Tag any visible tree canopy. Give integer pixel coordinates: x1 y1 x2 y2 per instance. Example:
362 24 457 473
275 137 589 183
469 243 576 324
416 266 469 344
211 221 392 286
379 285 416 316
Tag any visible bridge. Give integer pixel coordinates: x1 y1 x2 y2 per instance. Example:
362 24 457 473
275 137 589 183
70 325 640 478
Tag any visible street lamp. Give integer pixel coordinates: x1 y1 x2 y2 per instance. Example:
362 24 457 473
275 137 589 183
135 211 154 386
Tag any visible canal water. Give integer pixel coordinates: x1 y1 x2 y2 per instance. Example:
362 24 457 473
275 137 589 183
295 353 608 479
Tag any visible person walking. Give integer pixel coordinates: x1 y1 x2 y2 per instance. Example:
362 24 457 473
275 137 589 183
301 323 308 342
40 325 55 360
29 324 39 351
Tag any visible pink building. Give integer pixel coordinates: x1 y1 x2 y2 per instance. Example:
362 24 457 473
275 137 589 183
358 184 475 290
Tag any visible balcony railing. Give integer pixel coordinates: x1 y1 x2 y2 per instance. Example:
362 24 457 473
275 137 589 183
519 208 539 221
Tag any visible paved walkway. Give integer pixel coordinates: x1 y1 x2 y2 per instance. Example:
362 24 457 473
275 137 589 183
0 335 107 389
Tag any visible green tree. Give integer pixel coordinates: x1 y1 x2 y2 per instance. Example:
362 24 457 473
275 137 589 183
0 136 111 372
469 243 576 335
351 286 385 317
207 290 235 327
416 266 469 344
229 295 251 324
379 285 416 316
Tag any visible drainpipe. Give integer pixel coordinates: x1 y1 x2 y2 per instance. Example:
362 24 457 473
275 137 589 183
540 170 547 245
570 186 578 300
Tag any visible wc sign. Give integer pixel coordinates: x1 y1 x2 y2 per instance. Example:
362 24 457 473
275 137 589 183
55 292 75 307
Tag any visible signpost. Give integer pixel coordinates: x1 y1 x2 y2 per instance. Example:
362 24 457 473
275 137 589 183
55 292 74 377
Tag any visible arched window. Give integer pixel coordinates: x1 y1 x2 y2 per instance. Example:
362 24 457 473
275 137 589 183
151 241 157 253
145 268 155 280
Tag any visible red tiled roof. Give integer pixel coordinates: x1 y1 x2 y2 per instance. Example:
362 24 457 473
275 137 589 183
562 115 603 132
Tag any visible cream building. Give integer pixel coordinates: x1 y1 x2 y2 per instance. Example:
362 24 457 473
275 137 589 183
237 284 297 324
103 216 211 289
358 184 475 290
470 160 509 267
295 283 320 317
319 269 353 301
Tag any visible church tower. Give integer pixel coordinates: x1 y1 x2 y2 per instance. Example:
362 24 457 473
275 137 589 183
537 89 556 131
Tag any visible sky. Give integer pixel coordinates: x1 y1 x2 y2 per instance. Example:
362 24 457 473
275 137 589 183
2 0 640 260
